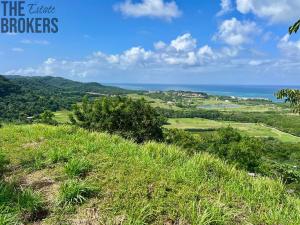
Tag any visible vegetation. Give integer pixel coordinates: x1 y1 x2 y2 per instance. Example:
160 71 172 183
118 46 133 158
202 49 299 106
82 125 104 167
58 180 98 206
0 75 131 122
275 20 300 113
64 158 92 178
1 124 300 224
160 108 300 136
70 96 166 143
166 118 300 143
277 89 300 114
289 19 300 34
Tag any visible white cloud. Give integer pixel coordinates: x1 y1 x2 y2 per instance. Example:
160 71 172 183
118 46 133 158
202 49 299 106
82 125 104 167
214 17 259 46
154 41 167 50
170 33 197 52
236 0 300 24
277 34 300 57
114 0 181 21
3 33 248 78
217 0 232 16
11 48 24 52
21 40 50 45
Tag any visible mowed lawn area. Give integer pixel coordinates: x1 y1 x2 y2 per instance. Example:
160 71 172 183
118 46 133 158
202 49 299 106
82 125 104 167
166 118 300 143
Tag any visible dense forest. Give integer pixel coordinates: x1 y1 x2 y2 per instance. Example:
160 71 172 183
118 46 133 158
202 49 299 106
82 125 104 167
0 75 133 121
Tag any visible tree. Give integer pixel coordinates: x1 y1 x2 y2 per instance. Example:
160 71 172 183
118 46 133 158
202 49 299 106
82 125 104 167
277 89 300 113
38 110 58 125
70 96 166 143
207 127 262 172
276 20 300 113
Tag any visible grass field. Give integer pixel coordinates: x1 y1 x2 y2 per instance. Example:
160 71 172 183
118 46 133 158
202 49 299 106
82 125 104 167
127 93 182 110
166 118 300 143
54 110 70 123
1 124 300 224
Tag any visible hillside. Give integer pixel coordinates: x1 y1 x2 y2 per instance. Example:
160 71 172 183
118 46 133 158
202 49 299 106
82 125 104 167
0 75 132 121
1 124 300 224
0 76 19 97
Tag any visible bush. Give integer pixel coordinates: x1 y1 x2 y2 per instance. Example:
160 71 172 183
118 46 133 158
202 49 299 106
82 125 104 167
58 180 98 206
163 129 205 154
70 96 166 143
64 158 92 178
36 110 58 126
208 127 262 172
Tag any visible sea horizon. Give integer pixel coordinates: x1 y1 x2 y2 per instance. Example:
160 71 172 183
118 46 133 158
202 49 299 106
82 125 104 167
106 83 300 102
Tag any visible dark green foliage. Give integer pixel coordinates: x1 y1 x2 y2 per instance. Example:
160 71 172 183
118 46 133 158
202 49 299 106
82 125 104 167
36 110 58 125
58 180 98 206
164 127 262 172
277 89 300 114
0 75 131 122
163 129 205 154
207 128 263 172
289 19 300 34
70 96 166 143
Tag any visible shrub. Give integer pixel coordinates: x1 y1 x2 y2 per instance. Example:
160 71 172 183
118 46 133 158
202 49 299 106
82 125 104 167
69 96 166 143
57 180 98 206
65 158 92 178
36 110 58 125
208 127 262 172
163 128 205 154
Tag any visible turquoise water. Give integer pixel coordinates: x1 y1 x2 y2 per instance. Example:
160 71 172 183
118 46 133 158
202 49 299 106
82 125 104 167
108 84 300 102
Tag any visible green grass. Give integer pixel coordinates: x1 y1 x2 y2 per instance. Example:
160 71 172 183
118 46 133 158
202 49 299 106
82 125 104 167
166 118 300 143
64 158 92 178
54 110 70 123
1 124 300 224
58 180 98 206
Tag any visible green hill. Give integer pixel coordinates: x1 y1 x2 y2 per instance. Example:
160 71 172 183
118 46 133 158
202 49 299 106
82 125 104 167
1 124 300 224
0 75 132 121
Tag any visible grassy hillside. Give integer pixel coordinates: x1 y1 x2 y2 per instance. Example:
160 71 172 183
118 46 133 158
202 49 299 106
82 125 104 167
166 118 300 143
1 124 300 224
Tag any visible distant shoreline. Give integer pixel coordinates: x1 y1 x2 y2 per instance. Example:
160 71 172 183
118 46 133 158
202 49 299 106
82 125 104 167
106 83 300 102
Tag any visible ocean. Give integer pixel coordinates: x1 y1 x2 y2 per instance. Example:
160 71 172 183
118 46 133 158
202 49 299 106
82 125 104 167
108 84 300 102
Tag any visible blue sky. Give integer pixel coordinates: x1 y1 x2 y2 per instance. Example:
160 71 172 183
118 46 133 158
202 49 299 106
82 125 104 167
1 0 300 85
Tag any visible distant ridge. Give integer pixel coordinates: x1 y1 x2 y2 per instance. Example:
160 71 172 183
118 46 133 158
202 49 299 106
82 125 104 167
0 75 134 121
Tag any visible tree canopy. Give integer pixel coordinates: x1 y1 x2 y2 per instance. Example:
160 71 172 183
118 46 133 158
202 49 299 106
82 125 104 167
70 96 166 143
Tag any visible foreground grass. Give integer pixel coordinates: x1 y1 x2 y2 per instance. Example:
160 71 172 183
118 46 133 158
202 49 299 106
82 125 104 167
166 118 300 143
1 124 300 224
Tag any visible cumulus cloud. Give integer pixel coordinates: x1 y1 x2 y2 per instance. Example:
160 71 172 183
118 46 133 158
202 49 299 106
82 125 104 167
114 0 181 21
5 33 242 77
236 0 300 24
214 17 259 46
217 0 232 16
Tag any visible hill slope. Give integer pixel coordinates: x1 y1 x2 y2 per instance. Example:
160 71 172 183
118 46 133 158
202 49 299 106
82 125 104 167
0 75 132 121
1 124 300 224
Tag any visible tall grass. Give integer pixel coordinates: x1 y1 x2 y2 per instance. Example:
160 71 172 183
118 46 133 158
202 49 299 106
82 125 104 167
1 124 300 224
58 180 98 206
